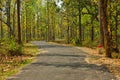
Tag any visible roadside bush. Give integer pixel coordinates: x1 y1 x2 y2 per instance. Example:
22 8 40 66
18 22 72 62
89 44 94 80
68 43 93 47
8 38 23 56
0 37 23 56
71 38 81 45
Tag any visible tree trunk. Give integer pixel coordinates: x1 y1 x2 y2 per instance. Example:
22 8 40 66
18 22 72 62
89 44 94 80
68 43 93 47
0 11 3 39
6 0 12 37
91 17 94 42
17 0 22 44
67 23 70 44
100 0 112 58
37 13 40 40
52 15 55 41
78 0 82 45
99 0 105 47
25 5 28 42
47 0 50 41
115 1 118 49
91 26 94 42
13 1 16 37
67 14 70 44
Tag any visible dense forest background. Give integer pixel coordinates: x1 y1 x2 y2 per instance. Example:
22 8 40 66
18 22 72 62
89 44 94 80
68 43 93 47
0 0 120 58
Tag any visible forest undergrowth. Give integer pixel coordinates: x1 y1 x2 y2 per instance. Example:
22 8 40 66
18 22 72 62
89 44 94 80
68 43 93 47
0 39 39 80
78 47 120 80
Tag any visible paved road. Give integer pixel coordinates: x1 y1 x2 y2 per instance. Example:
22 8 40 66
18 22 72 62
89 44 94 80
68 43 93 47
7 41 117 80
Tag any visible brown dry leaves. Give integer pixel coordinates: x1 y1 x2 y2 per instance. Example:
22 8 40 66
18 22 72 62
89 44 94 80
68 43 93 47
78 47 120 80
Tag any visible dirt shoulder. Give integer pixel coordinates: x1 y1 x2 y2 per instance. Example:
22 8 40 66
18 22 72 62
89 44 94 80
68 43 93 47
77 47 120 80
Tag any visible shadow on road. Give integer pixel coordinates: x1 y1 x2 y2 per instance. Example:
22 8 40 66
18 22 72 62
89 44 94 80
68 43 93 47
38 44 71 48
31 61 109 72
38 53 86 58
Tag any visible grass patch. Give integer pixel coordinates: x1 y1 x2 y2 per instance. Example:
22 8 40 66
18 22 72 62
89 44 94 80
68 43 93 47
23 43 39 56
112 52 120 59
0 43 39 80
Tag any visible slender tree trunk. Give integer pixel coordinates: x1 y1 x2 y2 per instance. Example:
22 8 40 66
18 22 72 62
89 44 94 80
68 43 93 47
37 14 39 40
99 0 104 47
6 0 12 37
47 0 50 41
52 15 55 41
82 25 84 41
115 2 118 49
25 6 28 42
60 14 63 39
0 11 3 39
78 0 82 45
31 14 35 40
67 15 70 44
90 17 94 42
33 26 35 39
29 18 32 40
17 0 22 44
13 1 16 37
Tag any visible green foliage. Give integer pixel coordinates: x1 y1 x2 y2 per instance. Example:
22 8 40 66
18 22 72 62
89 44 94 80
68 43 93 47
112 53 120 59
71 38 82 46
0 37 23 56
20 59 32 65
82 39 98 47
8 38 23 56
81 14 91 24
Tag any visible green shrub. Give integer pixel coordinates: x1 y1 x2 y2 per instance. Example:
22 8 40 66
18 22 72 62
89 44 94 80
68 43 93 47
71 38 82 46
112 52 120 59
1 37 23 56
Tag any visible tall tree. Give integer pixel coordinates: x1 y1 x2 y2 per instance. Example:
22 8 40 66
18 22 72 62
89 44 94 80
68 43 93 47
78 0 82 45
17 0 22 44
6 0 12 37
46 0 50 41
99 0 104 47
100 0 112 57
0 0 3 39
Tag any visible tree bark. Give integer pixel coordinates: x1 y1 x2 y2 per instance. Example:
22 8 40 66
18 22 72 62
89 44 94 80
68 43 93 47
99 0 104 47
17 0 22 44
100 0 112 57
47 0 50 41
66 11 70 44
78 0 82 45
91 26 94 42
115 1 118 49
25 5 28 42
13 1 17 37
0 10 3 39
6 0 12 37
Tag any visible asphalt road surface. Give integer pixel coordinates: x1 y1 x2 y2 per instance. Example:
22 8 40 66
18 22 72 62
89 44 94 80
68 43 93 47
7 41 117 80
